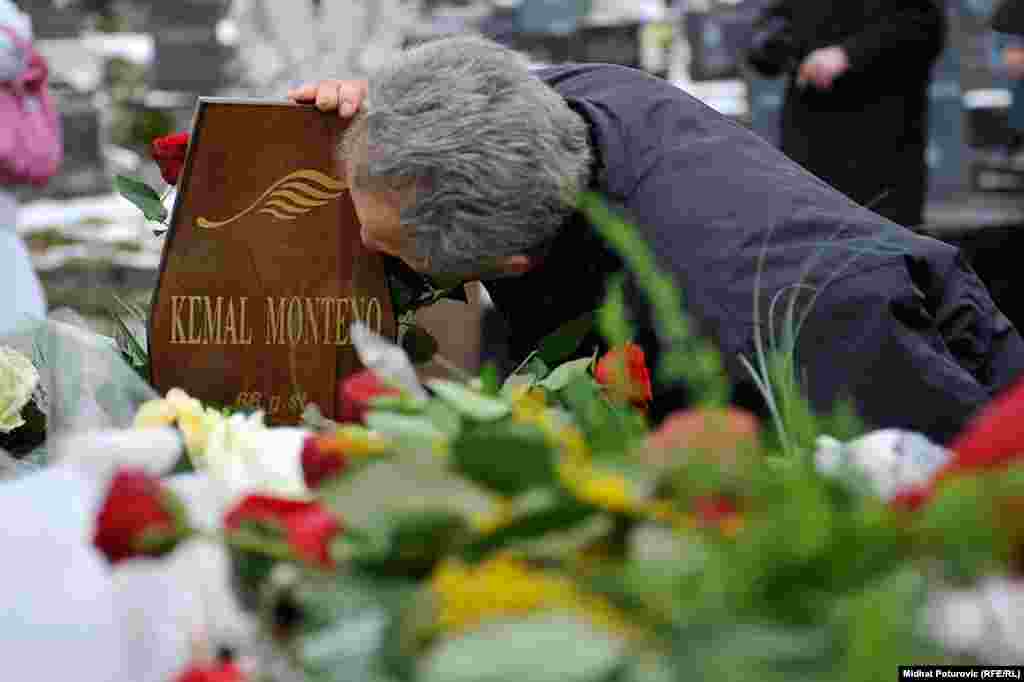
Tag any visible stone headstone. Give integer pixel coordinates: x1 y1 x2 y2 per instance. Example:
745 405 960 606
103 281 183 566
148 100 397 425
17 0 86 39
150 0 233 94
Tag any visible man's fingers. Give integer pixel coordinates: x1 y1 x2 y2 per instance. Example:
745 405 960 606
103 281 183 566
336 80 368 118
286 79 366 116
314 81 343 113
287 82 319 102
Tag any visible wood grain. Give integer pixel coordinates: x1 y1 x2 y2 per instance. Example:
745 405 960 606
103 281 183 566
148 100 396 425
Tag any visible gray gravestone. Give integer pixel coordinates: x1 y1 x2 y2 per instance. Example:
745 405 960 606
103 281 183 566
149 0 233 94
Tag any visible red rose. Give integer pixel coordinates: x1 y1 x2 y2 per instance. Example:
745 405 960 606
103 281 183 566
225 495 342 569
151 131 190 185
944 375 1024 476
175 661 245 682
336 368 401 423
889 485 934 513
693 494 739 525
594 343 653 407
300 435 349 489
93 468 181 564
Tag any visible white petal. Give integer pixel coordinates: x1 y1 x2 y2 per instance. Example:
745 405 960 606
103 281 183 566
351 321 428 400
54 427 184 479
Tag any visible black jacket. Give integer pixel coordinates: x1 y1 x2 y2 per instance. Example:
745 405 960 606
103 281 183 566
993 0 1024 36
747 0 946 228
484 63 1024 445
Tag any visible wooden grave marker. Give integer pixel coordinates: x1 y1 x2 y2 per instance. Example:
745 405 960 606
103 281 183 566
148 99 397 425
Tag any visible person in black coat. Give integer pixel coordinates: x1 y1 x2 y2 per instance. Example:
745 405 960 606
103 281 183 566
747 0 946 228
291 36 1024 445
993 0 1024 36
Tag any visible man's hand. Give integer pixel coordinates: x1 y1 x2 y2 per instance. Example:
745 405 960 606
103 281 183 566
1003 46 1024 80
796 46 850 90
287 80 368 117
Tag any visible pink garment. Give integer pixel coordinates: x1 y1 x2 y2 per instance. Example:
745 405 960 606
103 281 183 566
0 25 61 187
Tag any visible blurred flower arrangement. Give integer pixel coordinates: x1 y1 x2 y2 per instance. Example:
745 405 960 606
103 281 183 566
61 195 1024 680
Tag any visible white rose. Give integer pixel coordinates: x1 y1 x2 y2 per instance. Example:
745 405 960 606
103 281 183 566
0 345 40 434
201 411 310 509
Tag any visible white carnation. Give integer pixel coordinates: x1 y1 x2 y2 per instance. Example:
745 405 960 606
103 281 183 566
0 345 40 434
814 429 950 501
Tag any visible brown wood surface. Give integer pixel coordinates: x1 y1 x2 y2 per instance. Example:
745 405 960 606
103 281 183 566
148 100 396 425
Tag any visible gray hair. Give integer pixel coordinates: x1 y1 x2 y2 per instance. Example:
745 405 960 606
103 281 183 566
349 36 593 277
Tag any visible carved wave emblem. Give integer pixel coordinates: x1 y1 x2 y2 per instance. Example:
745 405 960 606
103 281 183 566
196 169 346 229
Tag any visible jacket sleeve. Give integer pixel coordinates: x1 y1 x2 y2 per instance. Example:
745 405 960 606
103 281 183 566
746 1 799 78
841 1 946 74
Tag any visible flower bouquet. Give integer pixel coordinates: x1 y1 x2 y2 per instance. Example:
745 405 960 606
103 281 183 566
8 194 1008 681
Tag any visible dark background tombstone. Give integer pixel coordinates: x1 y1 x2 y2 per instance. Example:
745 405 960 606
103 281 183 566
17 0 87 39
148 0 233 95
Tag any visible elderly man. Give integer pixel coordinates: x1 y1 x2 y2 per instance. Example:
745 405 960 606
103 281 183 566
289 37 1024 444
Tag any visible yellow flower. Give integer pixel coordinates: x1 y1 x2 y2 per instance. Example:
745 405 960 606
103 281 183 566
133 388 225 462
429 553 633 639
510 385 548 422
133 398 177 428
327 424 392 457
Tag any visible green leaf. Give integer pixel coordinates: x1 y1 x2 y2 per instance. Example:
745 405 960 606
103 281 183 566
597 274 634 348
463 491 596 562
369 394 429 414
364 411 445 453
480 363 501 396
289 571 414 682
537 312 596 366
115 174 168 223
526 355 551 380
424 399 462 438
400 324 439 365
354 509 471 578
451 421 557 496
421 614 625 682
427 379 511 421
539 357 594 392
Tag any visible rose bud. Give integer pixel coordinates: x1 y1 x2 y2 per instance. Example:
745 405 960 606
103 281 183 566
225 495 342 569
594 343 653 407
92 468 185 564
175 661 245 682
336 368 401 423
692 494 744 536
151 131 190 185
300 434 349 489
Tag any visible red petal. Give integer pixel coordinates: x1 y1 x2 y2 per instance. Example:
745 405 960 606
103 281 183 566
175 661 246 682
224 494 320 530
595 343 652 405
693 494 739 525
300 435 348 489
157 158 184 185
93 468 175 564
889 485 933 512
284 506 342 568
336 369 400 423
947 376 1024 474
152 132 190 160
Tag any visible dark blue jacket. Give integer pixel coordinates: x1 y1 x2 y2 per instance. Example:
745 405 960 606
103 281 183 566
484 63 1024 444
